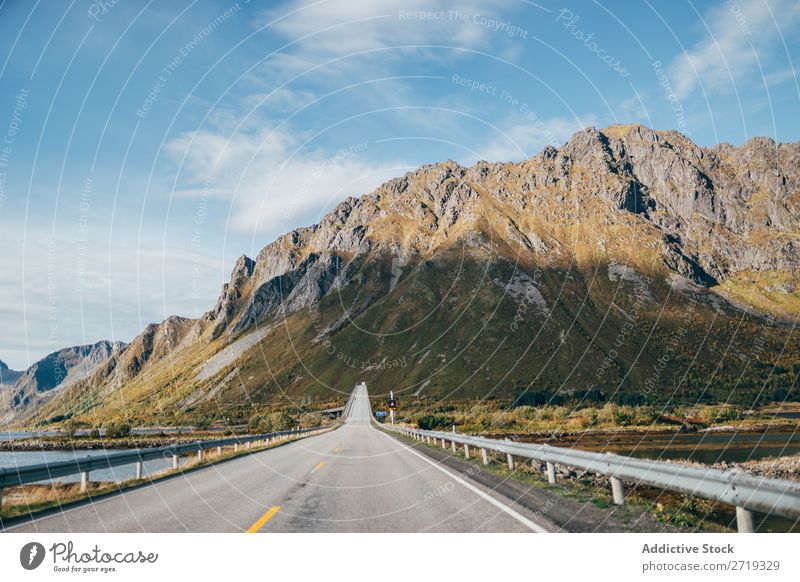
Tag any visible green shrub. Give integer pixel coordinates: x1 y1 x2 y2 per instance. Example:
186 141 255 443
248 414 272 433
700 406 741 423
417 415 455 431
612 406 635 426
513 405 537 421
490 411 516 428
268 411 294 431
634 405 660 426
299 413 324 428
103 421 131 438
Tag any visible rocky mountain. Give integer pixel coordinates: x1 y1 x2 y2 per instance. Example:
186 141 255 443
0 360 22 387
0 341 125 423
5 124 799 427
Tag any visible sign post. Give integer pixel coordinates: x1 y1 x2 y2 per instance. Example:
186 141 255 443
388 391 397 425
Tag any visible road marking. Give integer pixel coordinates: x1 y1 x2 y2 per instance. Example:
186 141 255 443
246 505 280 533
376 430 549 533
332 447 341 453
312 461 326 473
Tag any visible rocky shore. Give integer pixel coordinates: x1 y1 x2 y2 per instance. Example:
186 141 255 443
522 454 800 489
710 454 800 482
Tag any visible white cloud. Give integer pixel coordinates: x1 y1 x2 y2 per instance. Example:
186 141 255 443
262 0 506 54
0 226 226 370
166 123 405 236
668 0 800 99
254 0 527 82
478 114 597 163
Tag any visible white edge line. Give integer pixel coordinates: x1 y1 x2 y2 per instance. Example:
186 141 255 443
376 428 550 533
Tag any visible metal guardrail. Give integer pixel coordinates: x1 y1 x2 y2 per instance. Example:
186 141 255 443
0 424 337 504
340 382 361 420
388 425 800 533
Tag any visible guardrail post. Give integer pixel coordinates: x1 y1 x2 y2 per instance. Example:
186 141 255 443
451 439 457 453
247 442 252 450
234 443 239 452
80 470 90 493
441 438 446 449
503 437 515 470
464 444 470 459
546 462 557 484
217 446 222 455
610 477 625 505
173 454 179 470
736 507 755 533
135 461 143 480
481 448 489 465
197 450 203 461
0 486 4 507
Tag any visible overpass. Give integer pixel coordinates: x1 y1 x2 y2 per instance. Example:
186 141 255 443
1 383 798 533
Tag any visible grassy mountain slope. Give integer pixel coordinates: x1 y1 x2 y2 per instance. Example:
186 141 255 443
6 124 800 427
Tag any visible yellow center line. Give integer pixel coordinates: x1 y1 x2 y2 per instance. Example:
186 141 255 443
246 505 280 533
312 460 326 472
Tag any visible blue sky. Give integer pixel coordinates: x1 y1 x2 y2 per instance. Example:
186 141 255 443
0 0 798 369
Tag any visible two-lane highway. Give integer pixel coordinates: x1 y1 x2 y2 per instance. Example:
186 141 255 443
3 385 549 533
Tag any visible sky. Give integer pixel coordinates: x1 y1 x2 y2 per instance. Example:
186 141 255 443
0 0 798 370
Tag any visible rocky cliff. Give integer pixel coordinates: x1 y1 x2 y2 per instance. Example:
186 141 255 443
0 360 22 387
1 341 125 422
5 124 799 426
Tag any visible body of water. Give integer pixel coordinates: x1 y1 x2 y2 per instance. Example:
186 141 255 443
0 449 175 483
0 427 225 440
571 430 800 533
545 430 800 464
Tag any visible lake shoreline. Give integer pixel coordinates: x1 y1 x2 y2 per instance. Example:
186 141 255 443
483 423 799 443
0 435 231 451
3 423 796 451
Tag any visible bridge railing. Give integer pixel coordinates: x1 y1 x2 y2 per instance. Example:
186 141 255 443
0 424 336 505
387 425 800 533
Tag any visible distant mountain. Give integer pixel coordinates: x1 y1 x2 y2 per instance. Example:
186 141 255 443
4 124 799 427
0 341 125 423
0 360 23 387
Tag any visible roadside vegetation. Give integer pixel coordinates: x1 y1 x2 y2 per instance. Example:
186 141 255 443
386 398 800 436
13 406 333 448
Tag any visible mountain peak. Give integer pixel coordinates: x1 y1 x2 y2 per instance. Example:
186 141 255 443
4 124 799 425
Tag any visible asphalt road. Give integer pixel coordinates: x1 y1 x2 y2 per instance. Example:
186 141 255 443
3 385 549 533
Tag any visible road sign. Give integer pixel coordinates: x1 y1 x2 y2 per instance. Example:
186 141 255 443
388 391 397 425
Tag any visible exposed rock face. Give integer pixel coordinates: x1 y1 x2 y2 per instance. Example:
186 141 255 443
207 255 256 339
4 124 799 424
0 360 23 387
200 124 798 338
2 341 125 419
